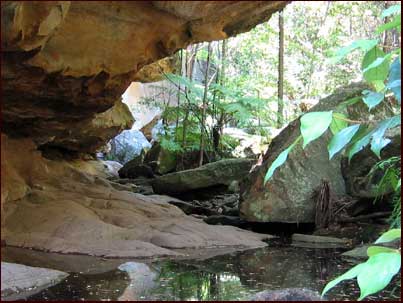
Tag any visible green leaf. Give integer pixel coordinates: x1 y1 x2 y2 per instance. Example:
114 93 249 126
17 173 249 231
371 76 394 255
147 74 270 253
367 246 399 257
328 124 360 160
330 114 348 135
264 136 301 184
370 115 401 158
381 4 401 18
371 137 391 159
362 46 389 84
300 111 333 148
375 228 401 244
372 80 386 92
376 14 401 34
331 39 379 63
388 58 401 103
322 252 401 300
357 252 401 300
322 263 367 297
362 91 385 110
362 54 391 74
348 131 373 161
338 96 362 108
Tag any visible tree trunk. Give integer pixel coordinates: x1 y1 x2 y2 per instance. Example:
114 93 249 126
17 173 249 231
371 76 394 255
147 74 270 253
199 42 212 167
175 49 183 141
277 9 284 128
181 45 199 169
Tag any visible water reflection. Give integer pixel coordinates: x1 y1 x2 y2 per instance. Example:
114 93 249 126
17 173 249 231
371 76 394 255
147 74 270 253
3 245 400 301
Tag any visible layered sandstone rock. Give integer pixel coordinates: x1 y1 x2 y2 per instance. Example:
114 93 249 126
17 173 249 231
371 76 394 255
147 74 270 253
2 1 288 152
1 135 270 257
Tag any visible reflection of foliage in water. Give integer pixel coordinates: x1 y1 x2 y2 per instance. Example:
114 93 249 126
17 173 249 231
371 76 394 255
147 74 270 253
17 245 400 301
148 246 400 301
151 261 248 301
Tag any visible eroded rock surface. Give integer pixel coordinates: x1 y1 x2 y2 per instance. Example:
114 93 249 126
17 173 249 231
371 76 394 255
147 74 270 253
1 135 269 258
2 1 288 152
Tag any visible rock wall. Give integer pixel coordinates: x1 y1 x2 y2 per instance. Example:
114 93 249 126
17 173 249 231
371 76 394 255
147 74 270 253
2 1 288 153
1 1 288 257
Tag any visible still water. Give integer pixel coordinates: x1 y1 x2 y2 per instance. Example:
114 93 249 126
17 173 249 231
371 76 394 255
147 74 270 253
2 244 401 301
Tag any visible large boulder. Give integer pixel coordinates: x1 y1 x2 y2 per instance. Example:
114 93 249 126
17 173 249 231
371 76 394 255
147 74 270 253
109 130 151 164
240 83 395 223
152 158 255 196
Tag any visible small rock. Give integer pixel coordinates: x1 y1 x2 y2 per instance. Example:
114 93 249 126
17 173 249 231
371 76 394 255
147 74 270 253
1 262 68 301
291 234 351 249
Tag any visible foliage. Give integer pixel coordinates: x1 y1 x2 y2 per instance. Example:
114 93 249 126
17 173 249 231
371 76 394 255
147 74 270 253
368 156 401 228
262 4 401 300
322 229 401 300
264 4 401 184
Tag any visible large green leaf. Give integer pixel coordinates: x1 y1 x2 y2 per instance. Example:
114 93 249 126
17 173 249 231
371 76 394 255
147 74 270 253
370 115 401 158
330 113 348 135
362 90 385 110
322 252 401 300
357 252 401 300
367 246 399 257
362 46 389 84
300 111 333 148
322 263 367 297
264 136 301 184
328 124 360 160
375 228 401 244
362 54 392 74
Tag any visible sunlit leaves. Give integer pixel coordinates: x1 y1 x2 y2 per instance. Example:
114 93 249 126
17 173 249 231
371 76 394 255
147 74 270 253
362 90 385 110
328 124 360 159
300 111 333 148
361 46 389 85
322 252 401 301
264 136 301 185
375 228 401 244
